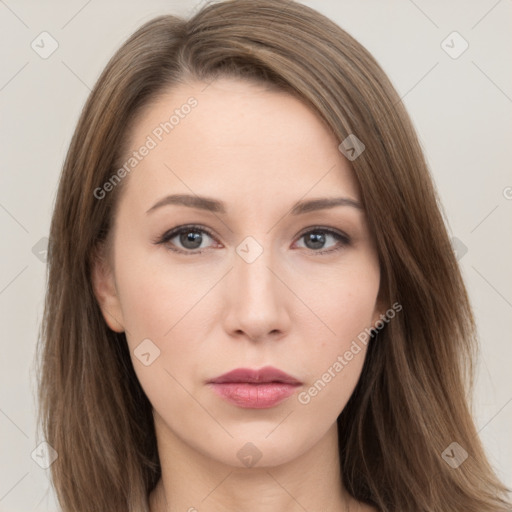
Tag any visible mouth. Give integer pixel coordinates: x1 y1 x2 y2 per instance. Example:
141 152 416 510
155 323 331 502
207 366 302 409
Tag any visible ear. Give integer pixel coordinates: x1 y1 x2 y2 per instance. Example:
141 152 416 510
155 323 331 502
370 289 388 332
370 302 385 331
91 242 125 333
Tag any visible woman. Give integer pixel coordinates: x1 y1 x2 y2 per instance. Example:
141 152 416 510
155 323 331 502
36 1 512 511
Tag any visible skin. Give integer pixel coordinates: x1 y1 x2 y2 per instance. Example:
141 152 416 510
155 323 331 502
93 77 383 512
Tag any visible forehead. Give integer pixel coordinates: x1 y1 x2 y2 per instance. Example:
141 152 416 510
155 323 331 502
118 77 361 213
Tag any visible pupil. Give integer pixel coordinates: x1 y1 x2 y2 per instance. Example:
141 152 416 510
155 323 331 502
181 231 202 249
307 232 325 249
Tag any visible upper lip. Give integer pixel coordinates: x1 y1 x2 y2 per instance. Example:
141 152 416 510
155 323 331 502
208 366 302 385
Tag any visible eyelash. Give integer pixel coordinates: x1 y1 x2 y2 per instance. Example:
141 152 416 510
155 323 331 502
152 224 351 256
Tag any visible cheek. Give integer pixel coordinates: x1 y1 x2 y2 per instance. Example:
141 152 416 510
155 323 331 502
112 238 220 395
295 257 379 397
294 290 376 420
301 255 380 343
113 237 206 343
114 254 206 416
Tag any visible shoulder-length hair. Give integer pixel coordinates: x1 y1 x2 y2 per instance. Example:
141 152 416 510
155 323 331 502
36 1 512 510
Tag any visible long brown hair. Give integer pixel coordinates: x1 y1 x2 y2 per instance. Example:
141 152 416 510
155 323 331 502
36 1 512 510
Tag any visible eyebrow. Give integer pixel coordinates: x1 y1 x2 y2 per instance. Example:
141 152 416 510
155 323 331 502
145 194 363 216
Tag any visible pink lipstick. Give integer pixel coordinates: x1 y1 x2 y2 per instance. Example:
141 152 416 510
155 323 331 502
207 366 302 409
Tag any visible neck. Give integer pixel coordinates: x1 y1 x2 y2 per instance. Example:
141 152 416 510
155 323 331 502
148 415 358 512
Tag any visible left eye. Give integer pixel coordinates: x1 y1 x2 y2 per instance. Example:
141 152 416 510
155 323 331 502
154 225 350 255
295 228 350 253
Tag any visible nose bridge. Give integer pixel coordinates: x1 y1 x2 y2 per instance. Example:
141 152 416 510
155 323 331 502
234 233 281 303
224 233 290 339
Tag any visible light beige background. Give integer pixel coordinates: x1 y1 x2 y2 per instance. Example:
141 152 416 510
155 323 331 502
0 0 511 510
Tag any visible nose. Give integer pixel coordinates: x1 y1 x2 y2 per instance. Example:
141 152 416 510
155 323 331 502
222 241 291 343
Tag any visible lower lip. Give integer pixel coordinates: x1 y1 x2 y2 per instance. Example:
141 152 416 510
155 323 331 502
208 382 300 408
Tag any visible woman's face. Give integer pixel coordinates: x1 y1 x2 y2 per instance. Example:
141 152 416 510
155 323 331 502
93 77 384 467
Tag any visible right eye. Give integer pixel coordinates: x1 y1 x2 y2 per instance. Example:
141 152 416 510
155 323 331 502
153 224 221 255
